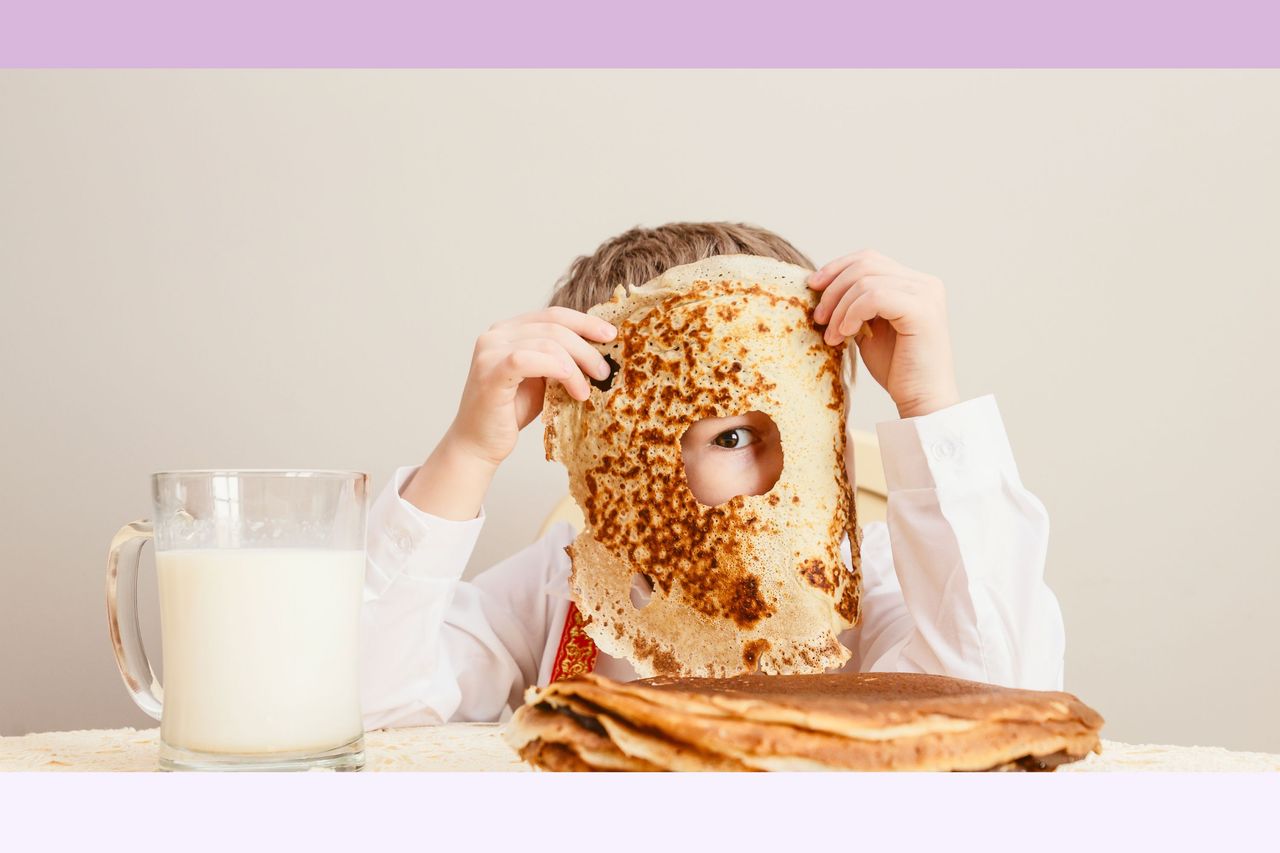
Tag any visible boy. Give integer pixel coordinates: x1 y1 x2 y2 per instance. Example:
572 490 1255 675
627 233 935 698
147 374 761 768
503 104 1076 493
359 222 1064 729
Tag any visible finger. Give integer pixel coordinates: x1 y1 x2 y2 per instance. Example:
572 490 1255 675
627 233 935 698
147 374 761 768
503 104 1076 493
493 305 617 343
503 322 613 381
807 250 869 289
815 273 898 326
492 348 575 393
825 279 908 345
807 249 888 290
836 290 915 341
513 338 594 401
807 250 922 291
514 376 548 430
813 273 856 325
823 285 865 345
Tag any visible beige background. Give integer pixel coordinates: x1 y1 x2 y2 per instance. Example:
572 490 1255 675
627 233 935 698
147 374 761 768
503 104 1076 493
1 71 1276 751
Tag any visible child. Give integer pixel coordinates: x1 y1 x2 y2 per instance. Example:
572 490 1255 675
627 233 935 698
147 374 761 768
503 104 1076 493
359 222 1064 729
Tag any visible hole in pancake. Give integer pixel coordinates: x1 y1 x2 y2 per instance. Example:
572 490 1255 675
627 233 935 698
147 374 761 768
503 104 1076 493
629 572 655 609
589 353 620 392
679 411 783 507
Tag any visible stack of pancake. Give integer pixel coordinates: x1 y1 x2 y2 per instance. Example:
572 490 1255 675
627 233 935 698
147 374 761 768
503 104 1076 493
505 671 1104 772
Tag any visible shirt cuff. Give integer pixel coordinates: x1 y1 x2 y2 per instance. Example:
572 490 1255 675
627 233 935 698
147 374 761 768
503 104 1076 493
875 395 1021 493
366 465 486 588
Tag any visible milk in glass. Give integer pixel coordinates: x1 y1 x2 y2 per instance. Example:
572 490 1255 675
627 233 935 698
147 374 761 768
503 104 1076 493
156 548 364 755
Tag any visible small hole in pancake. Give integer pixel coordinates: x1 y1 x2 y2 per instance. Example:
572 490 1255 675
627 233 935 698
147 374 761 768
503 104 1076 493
589 354 620 392
629 572 654 609
679 411 783 507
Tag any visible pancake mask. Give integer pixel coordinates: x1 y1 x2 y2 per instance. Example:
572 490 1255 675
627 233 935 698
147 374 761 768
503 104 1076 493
544 254 862 677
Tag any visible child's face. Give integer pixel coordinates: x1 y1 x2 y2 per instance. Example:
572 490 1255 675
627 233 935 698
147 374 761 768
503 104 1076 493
679 411 783 507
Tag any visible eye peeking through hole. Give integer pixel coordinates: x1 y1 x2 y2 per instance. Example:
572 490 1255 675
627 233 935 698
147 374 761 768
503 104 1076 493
712 428 758 449
680 411 783 507
630 571 655 609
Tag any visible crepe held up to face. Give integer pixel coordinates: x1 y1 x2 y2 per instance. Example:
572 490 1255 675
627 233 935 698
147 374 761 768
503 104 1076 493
543 254 861 678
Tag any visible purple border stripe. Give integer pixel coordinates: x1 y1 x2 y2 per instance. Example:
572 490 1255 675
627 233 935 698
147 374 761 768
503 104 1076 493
1 0 1279 67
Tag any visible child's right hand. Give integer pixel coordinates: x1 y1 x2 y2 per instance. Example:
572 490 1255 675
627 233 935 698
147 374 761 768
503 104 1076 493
445 307 618 468
402 307 616 520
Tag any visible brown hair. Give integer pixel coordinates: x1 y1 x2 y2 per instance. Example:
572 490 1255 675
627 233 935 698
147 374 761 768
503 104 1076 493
549 222 814 312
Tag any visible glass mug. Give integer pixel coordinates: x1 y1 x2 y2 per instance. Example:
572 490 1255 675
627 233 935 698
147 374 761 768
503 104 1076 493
106 470 369 771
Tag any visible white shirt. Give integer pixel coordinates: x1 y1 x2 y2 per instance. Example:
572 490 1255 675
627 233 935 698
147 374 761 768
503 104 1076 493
359 394 1065 730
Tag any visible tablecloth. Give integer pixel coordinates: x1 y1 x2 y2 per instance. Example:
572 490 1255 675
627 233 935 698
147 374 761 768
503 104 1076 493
3 725 1278 771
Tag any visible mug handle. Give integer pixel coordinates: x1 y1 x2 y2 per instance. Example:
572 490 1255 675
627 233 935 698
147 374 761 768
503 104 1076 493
106 520 163 720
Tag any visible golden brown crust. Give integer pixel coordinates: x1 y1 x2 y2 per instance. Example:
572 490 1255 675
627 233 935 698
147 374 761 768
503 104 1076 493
518 740 595 772
631 671 1105 729
505 703 661 771
543 255 860 678
510 672 1105 772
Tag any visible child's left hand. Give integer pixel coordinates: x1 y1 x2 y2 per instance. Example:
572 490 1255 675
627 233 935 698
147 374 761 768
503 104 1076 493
808 249 960 420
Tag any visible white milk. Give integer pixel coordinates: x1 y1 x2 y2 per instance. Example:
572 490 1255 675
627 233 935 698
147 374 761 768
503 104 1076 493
156 548 364 755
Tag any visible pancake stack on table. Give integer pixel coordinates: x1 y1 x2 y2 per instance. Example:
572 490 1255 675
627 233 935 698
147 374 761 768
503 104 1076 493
505 671 1104 772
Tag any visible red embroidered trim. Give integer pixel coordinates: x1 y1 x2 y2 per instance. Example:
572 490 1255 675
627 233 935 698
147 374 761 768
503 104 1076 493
549 601 599 683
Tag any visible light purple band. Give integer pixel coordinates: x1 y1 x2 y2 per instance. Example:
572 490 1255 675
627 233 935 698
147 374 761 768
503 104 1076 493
2 0 1278 68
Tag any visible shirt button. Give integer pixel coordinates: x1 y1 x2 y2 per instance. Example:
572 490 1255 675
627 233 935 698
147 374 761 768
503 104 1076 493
931 438 960 461
388 526 414 554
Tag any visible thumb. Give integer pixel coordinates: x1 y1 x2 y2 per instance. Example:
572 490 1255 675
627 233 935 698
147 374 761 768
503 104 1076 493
855 318 894 387
515 377 548 429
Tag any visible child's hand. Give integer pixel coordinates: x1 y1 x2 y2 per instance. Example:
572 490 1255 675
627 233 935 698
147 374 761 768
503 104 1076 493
402 307 617 520
446 307 618 468
808 250 959 419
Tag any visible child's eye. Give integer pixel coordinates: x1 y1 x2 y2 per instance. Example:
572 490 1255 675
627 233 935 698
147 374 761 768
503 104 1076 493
713 428 756 449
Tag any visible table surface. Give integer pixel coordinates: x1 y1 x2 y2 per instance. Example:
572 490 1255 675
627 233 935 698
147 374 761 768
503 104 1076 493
2 725 1278 772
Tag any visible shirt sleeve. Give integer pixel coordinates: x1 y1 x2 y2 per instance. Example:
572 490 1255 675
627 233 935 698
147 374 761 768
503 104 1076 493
359 465 561 728
848 395 1066 690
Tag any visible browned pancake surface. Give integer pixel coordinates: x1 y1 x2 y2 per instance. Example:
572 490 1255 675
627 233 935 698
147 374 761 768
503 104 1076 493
543 255 861 678
509 672 1105 772
632 671 1103 728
